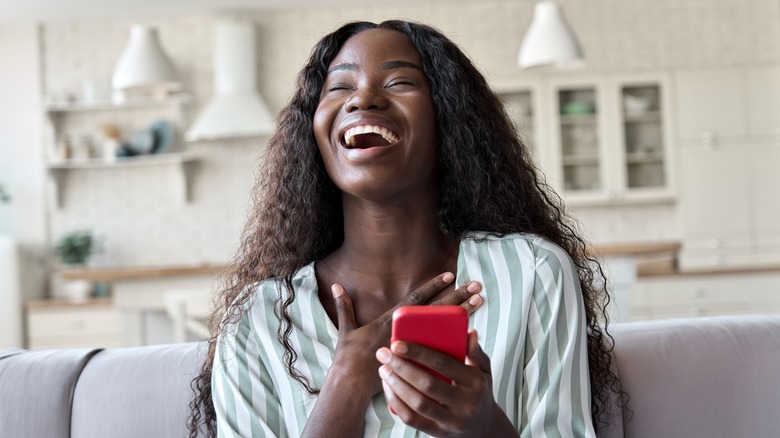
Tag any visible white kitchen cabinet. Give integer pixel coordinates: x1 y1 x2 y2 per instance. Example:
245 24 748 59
750 143 780 265
678 145 752 237
26 299 122 349
629 270 780 321
674 68 747 147
678 142 780 270
544 74 674 206
746 65 780 142
675 66 780 146
495 79 544 164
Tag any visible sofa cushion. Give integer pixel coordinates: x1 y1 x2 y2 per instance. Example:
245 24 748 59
611 315 780 438
0 348 101 438
70 342 206 438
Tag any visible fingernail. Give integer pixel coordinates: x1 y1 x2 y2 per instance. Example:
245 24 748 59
331 284 343 298
442 272 454 283
391 341 408 354
467 281 481 293
378 365 391 379
469 294 482 305
376 348 391 363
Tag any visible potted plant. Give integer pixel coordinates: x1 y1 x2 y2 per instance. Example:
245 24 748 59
54 230 95 301
55 230 93 265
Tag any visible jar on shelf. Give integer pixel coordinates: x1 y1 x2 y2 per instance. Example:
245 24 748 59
56 135 73 161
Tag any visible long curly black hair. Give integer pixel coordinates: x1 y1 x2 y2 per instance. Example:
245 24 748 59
189 19 625 437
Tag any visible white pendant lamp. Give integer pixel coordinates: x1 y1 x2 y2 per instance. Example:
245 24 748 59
185 20 275 141
518 1 584 69
111 25 180 103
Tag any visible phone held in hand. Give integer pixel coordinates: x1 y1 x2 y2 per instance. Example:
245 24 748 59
390 305 468 383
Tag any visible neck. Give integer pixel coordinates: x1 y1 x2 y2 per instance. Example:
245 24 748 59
326 192 459 299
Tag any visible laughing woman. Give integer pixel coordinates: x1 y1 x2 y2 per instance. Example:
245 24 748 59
189 20 623 438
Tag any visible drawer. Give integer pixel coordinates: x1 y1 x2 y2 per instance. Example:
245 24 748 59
683 236 751 251
28 306 121 339
28 334 123 349
649 302 751 320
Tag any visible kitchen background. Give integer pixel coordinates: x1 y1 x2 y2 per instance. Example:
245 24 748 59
1 0 779 348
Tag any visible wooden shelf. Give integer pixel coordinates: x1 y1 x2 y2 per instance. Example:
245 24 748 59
59 264 226 281
26 297 114 309
590 241 682 257
47 152 198 208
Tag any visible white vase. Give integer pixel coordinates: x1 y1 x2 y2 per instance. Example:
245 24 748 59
62 279 93 302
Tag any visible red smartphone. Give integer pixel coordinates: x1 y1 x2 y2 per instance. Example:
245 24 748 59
390 305 468 383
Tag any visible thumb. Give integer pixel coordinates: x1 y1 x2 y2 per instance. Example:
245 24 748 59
465 329 491 373
331 284 358 331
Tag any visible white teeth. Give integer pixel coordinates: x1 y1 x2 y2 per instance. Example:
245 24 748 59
344 125 400 147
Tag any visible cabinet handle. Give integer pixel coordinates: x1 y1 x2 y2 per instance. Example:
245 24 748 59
701 131 717 150
68 318 86 330
689 287 706 299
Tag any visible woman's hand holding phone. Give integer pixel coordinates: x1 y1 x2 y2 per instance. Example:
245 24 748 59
377 328 516 437
328 273 483 399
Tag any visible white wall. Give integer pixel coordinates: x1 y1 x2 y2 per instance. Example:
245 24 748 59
0 23 47 347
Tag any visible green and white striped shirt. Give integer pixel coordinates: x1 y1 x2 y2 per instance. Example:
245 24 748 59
213 233 596 437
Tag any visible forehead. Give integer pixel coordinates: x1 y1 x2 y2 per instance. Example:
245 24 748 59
329 28 422 67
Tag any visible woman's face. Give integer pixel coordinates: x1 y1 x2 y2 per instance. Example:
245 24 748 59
313 29 438 202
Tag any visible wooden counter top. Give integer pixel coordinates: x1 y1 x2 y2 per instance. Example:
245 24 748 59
59 264 226 281
59 242 682 282
589 241 682 257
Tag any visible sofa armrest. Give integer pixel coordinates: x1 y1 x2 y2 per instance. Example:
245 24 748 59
611 315 780 438
71 342 206 438
0 348 101 438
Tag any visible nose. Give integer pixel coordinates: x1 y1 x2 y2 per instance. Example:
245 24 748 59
344 86 388 112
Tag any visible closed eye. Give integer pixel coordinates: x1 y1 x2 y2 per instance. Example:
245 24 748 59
386 80 416 88
328 85 353 92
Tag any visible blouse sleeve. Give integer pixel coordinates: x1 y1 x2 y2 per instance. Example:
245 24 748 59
212 310 287 438
519 241 596 438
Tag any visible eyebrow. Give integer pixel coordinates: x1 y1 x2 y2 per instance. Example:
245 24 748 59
326 60 422 74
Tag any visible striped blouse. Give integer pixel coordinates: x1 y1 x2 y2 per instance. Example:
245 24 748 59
213 233 596 437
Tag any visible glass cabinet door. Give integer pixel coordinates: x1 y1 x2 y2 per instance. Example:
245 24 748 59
557 87 601 192
500 90 536 159
621 84 666 190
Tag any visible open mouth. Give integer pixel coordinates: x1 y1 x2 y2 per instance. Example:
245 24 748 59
342 125 400 149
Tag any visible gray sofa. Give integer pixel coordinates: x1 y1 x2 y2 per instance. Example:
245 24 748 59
2 315 779 437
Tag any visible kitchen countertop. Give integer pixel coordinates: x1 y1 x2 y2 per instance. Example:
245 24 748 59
59 242 685 282
59 264 226 281
589 241 681 257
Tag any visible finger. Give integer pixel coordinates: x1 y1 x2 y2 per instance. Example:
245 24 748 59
464 330 492 373
460 292 483 316
430 281 482 308
392 340 484 387
401 272 455 306
331 283 358 331
380 366 451 432
383 380 441 432
378 347 459 403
